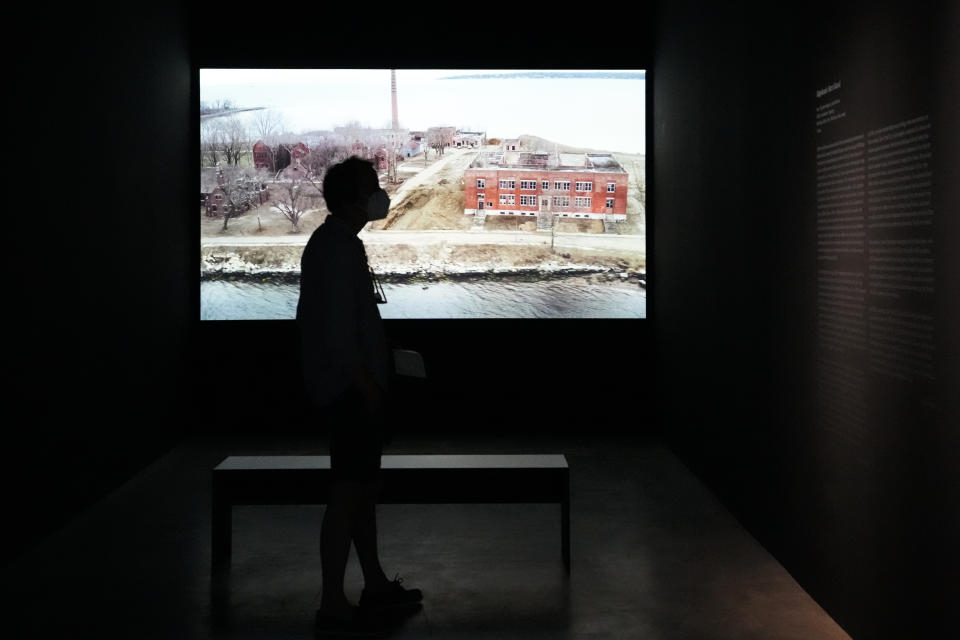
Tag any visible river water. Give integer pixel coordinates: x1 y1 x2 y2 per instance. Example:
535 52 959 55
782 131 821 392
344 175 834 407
200 275 646 320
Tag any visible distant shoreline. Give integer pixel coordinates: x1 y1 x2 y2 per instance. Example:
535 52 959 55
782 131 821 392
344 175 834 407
199 107 264 120
440 71 646 80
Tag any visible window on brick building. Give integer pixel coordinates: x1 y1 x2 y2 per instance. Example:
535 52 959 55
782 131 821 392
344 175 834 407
542 180 549 190
607 183 616 193
575 181 593 192
606 198 615 208
477 179 485 189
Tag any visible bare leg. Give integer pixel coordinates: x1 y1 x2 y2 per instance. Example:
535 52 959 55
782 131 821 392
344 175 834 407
318 481 363 618
351 480 390 591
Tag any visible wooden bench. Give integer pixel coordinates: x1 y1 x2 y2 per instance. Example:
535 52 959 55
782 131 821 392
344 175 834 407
212 454 571 575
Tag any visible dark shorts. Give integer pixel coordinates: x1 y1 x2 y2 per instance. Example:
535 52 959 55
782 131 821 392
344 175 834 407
322 385 386 483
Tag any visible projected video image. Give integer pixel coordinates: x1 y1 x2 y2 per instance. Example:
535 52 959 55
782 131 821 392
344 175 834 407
200 69 646 319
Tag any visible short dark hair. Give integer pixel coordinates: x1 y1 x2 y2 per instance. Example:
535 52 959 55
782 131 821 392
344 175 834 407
322 156 377 214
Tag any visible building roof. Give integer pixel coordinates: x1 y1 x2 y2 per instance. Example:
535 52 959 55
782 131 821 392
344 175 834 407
586 154 620 168
558 153 586 166
468 151 626 173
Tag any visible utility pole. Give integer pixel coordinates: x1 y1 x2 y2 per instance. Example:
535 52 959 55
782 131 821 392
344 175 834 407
551 213 558 253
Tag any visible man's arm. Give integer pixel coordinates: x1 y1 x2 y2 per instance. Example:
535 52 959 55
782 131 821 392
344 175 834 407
316 244 384 416
344 359 385 416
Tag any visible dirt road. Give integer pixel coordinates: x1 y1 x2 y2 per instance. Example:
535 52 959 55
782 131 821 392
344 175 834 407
201 228 645 253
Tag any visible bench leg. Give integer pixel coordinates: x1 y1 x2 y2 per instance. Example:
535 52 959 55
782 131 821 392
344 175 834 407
562 489 570 574
212 496 232 575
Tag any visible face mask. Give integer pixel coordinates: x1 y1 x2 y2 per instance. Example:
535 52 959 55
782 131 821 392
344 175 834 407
366 188 390 221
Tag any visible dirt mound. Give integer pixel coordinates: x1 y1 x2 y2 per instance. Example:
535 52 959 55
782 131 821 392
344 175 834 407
380 184 471 231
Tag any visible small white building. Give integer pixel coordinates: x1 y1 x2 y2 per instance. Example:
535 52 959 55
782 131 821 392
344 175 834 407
454 131 485 148
502 138 520 152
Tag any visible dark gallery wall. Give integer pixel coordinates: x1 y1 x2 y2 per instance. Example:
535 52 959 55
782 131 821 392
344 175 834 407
653 1 958 638
9 5 194 559
10 7 956 640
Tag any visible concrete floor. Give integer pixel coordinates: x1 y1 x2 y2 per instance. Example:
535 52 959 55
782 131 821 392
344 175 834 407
2 432 850 639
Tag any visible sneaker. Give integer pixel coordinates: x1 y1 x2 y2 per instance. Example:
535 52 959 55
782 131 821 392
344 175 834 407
359 574 423 613
314 606 390 638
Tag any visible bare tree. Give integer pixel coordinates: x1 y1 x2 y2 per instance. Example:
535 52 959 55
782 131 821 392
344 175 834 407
427 129 448 157
200 120 222 167
219 116 248 166
275 180 309 232
252 109 284 140
303 139 351 179
217 169 263 230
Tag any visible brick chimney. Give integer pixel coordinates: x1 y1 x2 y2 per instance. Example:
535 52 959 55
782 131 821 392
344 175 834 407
391 69 399 130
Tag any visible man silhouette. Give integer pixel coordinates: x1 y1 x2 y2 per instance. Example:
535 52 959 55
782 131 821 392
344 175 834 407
297 157 421 638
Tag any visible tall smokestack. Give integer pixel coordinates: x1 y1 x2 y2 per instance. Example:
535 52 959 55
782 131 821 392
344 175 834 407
391 69 399 130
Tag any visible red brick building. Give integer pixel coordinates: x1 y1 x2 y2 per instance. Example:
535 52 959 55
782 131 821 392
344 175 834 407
252 140 272 170
289 141 309 162
205 185 227 217
202 165 266 216
253 140 309 171
374 149 388 171
463 151 629 220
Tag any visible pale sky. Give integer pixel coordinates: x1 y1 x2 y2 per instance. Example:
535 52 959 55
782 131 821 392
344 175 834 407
200 69 647 153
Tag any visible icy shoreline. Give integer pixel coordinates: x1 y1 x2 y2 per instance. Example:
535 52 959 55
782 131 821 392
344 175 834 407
200 245 645 285
201 256 645 285
201 262 645 284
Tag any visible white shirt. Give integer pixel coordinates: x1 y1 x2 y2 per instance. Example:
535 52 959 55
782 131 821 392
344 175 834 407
296 215 390 407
